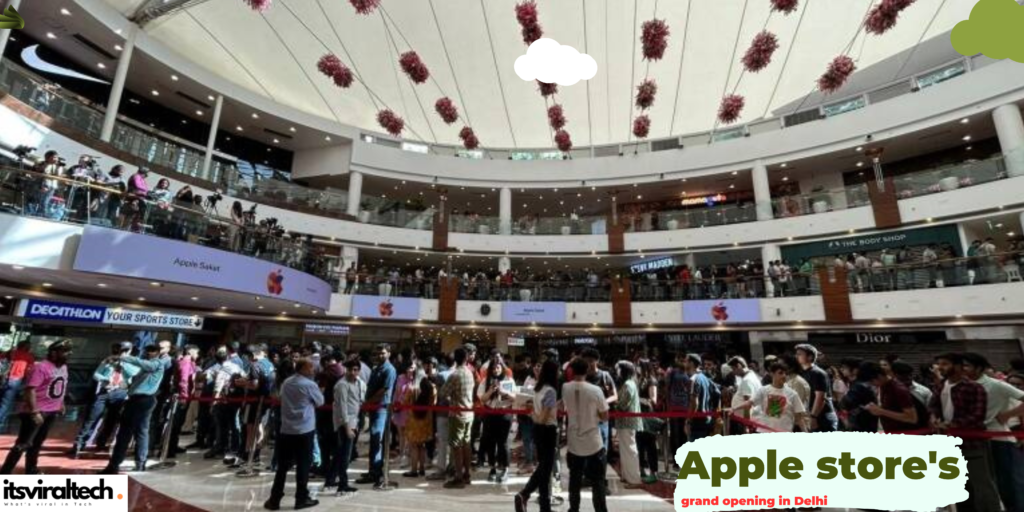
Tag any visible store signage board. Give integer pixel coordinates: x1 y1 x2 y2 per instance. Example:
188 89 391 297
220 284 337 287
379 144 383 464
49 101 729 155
351 296 421 321
630 257 675 275
304 324 351 336
507 336 526 347
73 226 332 310
682 299 762 324
780 224 963 262
17 299 204 330
502 302 567 324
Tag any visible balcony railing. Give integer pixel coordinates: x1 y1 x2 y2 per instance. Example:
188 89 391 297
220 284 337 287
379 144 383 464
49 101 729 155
893 155 1008 199
771 184 871 219
449 214 607 235
0 165 335 282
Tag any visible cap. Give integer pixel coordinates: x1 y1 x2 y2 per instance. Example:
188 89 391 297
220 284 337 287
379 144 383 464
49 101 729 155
794 343 819 362
685 353 702 367
48 340 73 353
119 341 133 352
462 343 477 353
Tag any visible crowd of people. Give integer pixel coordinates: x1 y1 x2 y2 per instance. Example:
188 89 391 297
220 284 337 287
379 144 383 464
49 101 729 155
1 149 332 280
2 338 1024 511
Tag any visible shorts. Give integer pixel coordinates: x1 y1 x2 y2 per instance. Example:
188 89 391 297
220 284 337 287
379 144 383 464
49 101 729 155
242 398 269 425
448 415 474 447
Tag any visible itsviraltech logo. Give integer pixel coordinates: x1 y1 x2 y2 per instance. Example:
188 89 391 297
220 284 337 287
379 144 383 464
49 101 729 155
2 475 128 509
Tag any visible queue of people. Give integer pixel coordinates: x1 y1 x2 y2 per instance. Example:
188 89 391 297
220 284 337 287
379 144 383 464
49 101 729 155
2 339 1024 512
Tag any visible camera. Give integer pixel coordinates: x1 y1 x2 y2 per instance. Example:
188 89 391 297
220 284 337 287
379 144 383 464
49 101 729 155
13 146 36 159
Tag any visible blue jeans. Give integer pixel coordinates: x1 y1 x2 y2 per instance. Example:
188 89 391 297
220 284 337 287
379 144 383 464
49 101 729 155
73 390 126 450
0 379 23 430
368 410 388 480
106 394 157 470
329 429 355 488
598 421 609 453
991 441 1024 512
519 416 535 465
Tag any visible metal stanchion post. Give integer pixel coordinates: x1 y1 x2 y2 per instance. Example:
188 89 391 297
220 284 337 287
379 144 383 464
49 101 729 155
237 397 264 478
376 402 398 491
148 397 179 471
657 416 676 482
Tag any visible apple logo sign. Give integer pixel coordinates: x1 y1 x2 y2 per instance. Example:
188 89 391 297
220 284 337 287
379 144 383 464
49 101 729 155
267 269 285 295
378 299 394 317
711 301 729 322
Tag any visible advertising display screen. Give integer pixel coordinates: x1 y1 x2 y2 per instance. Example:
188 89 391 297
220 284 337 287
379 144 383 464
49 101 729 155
351 296 421 321
682 299 762 323
501 302 567 324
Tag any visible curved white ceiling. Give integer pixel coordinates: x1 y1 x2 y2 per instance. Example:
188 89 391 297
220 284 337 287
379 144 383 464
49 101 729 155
106 0 974 149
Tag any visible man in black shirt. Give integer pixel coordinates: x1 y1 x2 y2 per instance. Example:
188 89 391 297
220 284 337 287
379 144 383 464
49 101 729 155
795 344 838 432
841 361 881 432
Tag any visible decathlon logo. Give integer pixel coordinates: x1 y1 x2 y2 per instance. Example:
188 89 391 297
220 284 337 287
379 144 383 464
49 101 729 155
20 300 107 323
1 476 128 509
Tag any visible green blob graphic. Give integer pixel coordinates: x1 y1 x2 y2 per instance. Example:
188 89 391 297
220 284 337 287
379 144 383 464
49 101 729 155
950 0 1024 63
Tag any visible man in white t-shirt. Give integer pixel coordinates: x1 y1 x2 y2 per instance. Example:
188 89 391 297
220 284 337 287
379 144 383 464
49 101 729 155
562 358 609 512
963 353 1024 512
731 362 808 433
727 356 762 433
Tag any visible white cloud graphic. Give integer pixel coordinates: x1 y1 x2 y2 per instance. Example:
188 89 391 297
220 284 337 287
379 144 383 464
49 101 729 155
514 38 598 86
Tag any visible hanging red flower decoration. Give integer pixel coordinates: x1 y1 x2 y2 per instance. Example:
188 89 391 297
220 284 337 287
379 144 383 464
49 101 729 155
865 0 916 35
718 94 745 124
548 104 566 130
641 19 670 61
632 115 651 139
377 109 405 136
538 81 558 97
435 97 459 124
332 68 354 88
554 130 572 152
399 51 430 84
770 0 799 14
521 24 544 45
318 54 353 88
459 126 479 150
818 55 856 94
741 30 779 73
349 0 380 15
244 0 272 12
635 79 657 110
515 1 539 27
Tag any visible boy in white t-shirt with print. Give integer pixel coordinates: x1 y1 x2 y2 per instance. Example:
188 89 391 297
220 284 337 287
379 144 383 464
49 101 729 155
730 362 808 433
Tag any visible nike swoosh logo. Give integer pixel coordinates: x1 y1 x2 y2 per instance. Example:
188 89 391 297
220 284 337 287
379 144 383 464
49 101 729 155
21 44 110 85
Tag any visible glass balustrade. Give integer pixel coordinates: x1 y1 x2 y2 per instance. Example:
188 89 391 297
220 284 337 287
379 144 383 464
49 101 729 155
0 165 335 282
893 155 1008 199
771 183 870 219
648 203 758 231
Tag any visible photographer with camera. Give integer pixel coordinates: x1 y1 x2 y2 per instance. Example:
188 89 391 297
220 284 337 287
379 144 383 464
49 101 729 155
66 156 100 223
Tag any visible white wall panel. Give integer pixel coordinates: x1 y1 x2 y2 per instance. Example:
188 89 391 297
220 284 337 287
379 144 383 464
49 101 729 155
418 299 439 322
631 302 682 325
456 300 503 323
449 233 607 254
565 303 612 325
760 297 827 323
0 214 81 270
851 284 1024 320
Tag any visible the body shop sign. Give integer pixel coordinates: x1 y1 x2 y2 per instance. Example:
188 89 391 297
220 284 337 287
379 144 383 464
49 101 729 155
17 299 204 330
502 302 566 324
73 226 332 310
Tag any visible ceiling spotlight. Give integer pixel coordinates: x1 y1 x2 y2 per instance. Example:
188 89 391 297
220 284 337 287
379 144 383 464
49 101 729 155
97 63 106 69
856 146 863 152
966 146 973 151
293 303 301 308
151 90 159 96
46 32 57 40
289 127 296 132
236 126 244 132
42 283 53 288
273 139 280 144
729 184 735 189
856 162 864 167
325 136 332 141
208 95 216 101
258 305 264 310
60 8 72 15
962 135 972 141
252 113 259 119
220 306 228 310
138 297 146 301
12 265 24 270
149 282 162 287
960 118 969 124
1009 232 1017 237
114 44 123 51
782 176 789 182
191 297 199 301
171 74 179 81
780 163 788 168
97 283 108 288
195 110 204 116
732 170 739 175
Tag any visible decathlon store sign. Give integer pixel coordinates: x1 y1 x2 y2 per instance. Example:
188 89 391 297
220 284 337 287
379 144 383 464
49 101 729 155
18 299 204 330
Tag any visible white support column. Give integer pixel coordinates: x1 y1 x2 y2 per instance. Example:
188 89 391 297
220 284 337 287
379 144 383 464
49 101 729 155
762 243 782 265
683 253 696 270
499 187 512 235
0 0 22 64
347 170 363 218
994 104 1024 178
201 94 223 180
498 257 511 274
100 24 138 143
752 160 773 221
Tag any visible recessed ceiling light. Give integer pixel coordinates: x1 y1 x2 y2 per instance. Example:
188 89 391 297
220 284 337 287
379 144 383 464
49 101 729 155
731 171 739 175
926 217 934 223
1010 232 1017 237
97 63 106 69
258 305 264 310
856 162 864 167
138 297 146 301
97 283 108 288
960 118 969 124
325 136 331 141
171 74 179 81
856 146 863 152
208 95 215 101
220 306 228 310
191 297 199 301
149 282 162 287
780 163 788 168
289 127 296 132
12 265 24 270
273 139 280 144
293 303 301 308
236 126 244 132
729 184 735 189
114 44 123 51
966 146 973 151
195 110 203 116
151 90 159 96
251 113 259 119
3 296 12 300
46 32 57 40
42 283 53 288
60 8 72 16
962 135 972 141
782 176 789 182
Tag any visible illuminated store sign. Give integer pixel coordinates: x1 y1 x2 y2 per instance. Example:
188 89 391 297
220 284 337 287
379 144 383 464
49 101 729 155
680 193 727 207
17 299 204 330
630 257 675 274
